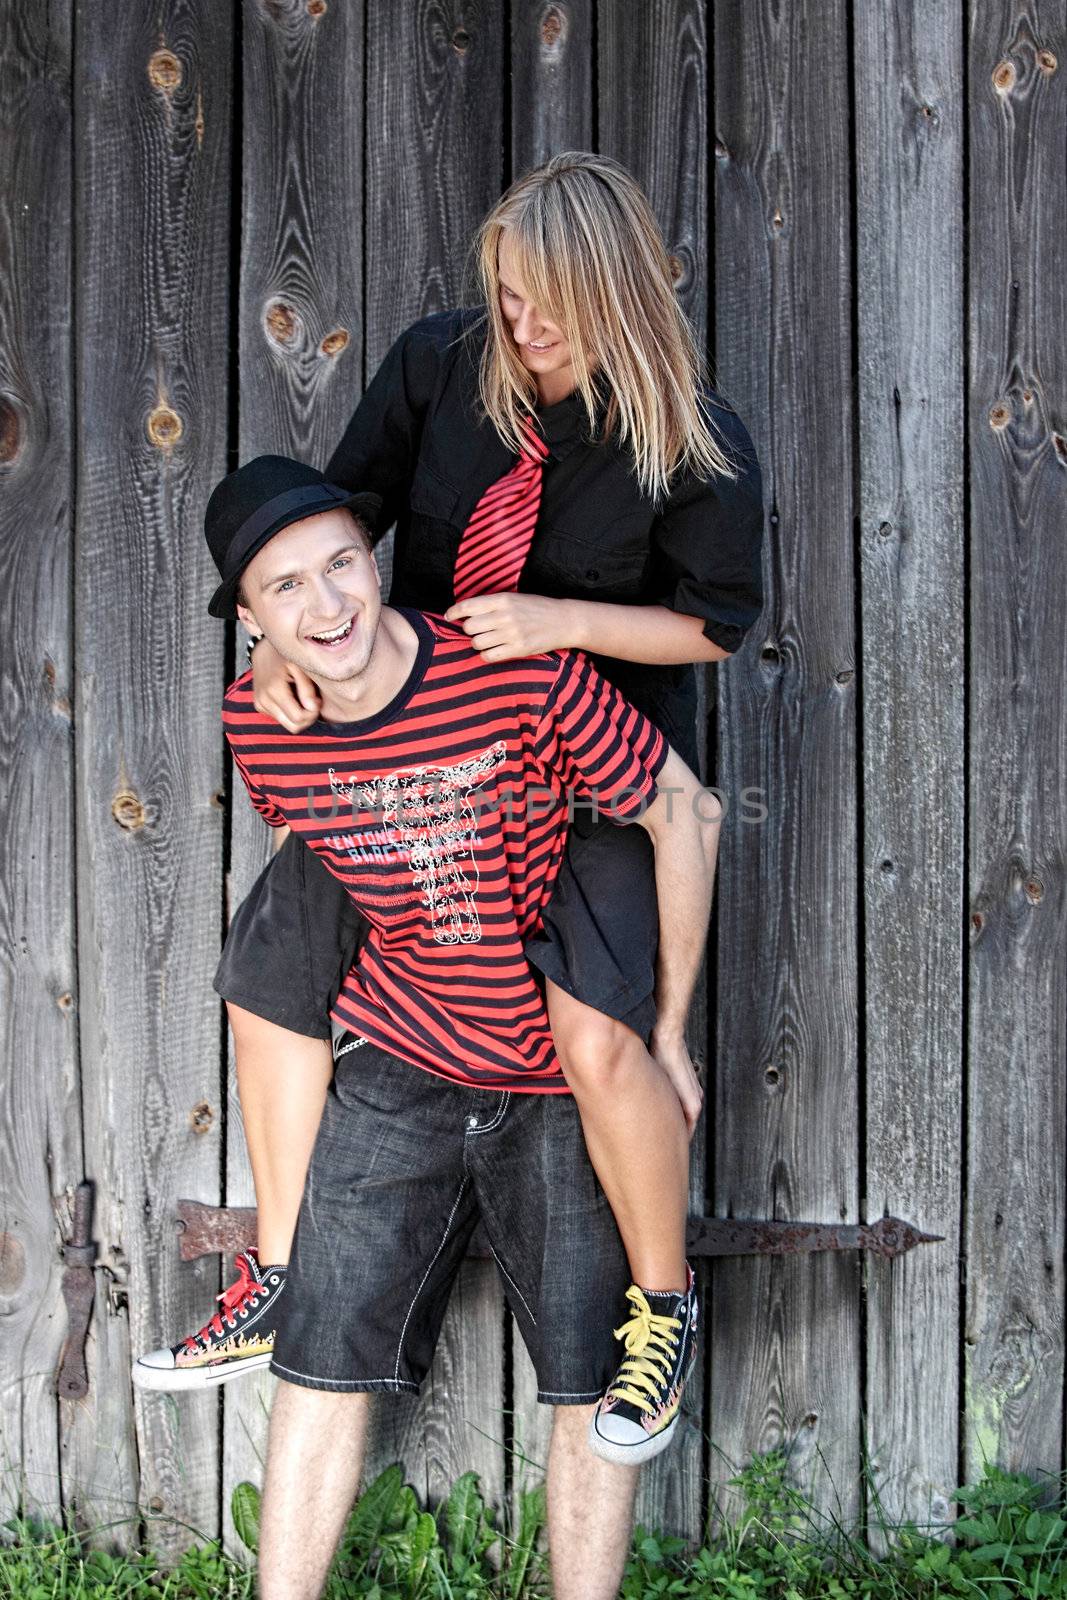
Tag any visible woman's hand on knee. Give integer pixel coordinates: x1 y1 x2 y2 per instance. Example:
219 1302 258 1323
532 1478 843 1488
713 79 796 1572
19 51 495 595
649 1030 703 1138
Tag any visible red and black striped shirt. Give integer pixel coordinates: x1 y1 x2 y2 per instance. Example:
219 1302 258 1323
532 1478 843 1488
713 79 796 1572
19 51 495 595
223 609 667 1092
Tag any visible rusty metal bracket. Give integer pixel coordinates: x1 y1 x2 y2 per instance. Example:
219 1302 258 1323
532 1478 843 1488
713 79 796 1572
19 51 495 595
178 1198 940 1264
685 1214 942 1259
57 1181 96 1400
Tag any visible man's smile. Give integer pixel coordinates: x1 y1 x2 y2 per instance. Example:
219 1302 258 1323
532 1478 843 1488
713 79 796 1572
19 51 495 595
306 616 356 649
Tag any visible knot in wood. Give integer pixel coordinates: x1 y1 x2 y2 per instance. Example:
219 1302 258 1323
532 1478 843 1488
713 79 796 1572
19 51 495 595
265 301 299 346
320 328 349 357
56 992 74 1013
541 7 563 47
714 139 730 161
771 207 785 231
0 394 22 465
307 0 327 15
1024 877 1044 903
0 1232 26 1293
148 50 182 92
1036 49 1057 74
1052 432 1067 466
190 1101 214 1135
668 254 684 284
147 405 182 450
989 402 1011 431
992 59 1016 93
452 27 471 53
111 789 146 832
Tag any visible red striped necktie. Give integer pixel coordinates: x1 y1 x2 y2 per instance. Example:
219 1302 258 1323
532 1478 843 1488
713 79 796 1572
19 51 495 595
452 416 550 600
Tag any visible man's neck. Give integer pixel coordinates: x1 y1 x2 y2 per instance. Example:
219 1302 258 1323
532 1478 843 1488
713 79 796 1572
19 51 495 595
314 607 419 725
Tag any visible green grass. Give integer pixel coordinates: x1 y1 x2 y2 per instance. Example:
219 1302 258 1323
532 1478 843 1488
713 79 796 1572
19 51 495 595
3 1453 1066 1599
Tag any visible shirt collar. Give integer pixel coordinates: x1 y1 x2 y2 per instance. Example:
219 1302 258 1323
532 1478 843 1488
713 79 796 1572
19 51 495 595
535 383 610 461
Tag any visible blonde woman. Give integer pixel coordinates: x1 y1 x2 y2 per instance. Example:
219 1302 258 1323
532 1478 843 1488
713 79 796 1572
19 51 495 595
135 152 764 1464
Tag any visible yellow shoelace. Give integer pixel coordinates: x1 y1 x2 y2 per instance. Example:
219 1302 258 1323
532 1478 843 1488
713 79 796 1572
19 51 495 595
605 1285 682 1416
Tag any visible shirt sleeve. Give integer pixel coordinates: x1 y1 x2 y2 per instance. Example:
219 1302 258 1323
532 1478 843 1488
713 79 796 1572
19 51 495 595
534 652 669 823
323 311 463 536
227 738 288 830
648 392 765 654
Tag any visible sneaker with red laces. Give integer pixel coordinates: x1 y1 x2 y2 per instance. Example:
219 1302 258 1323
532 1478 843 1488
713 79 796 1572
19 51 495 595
132 1252 285 1391
588 1264 699 1464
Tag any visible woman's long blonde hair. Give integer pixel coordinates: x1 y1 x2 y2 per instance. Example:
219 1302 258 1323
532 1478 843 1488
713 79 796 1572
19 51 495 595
471 151 738 502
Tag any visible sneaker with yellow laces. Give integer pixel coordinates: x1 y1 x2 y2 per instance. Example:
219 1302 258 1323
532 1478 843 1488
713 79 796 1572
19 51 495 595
588 1265 698 1464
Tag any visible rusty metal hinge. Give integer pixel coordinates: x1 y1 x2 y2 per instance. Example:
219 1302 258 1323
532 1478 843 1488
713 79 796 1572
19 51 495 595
177 1198 940 1264
57 1181 96 1399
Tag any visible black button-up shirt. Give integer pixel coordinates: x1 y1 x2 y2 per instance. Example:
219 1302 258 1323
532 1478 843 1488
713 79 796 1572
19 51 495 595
325 308 764 769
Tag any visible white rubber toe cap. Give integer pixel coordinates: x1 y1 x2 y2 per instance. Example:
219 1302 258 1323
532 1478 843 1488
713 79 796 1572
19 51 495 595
588 1408 678 1465
592 1411 644 1447
135 1347 177 1372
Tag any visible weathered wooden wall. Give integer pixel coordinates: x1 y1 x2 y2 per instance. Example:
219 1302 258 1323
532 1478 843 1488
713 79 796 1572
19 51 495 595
1 0 1065 1559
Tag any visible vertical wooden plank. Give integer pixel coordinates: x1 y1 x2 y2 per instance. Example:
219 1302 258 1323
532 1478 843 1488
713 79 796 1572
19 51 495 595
0 0 79 1528
362 0 507 1510
964 0 1066 1488
506 0 595 1501
73 3 232 1551
222 0 366 1552
854 0 965 1543
599 0 708 1541
712 0 861 1531
510 1 593 174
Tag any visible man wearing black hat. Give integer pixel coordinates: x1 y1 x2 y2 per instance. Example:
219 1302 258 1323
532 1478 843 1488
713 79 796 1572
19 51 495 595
194 454 716 1600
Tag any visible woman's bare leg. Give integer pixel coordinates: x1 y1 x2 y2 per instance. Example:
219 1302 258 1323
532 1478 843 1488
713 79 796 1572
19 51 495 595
546 981 689 1293
228 1002 333 1265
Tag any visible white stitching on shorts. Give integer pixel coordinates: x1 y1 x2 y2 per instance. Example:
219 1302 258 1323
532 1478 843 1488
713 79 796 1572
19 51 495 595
393 1177 469 1386
488 1243 537 1326
537 1389 602 1402
271 1357 419 1392
334 1034 369 1060
466 1090 509 1134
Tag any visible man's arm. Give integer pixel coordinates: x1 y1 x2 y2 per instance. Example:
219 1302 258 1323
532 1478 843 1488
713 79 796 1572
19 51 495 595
633 746 722 1133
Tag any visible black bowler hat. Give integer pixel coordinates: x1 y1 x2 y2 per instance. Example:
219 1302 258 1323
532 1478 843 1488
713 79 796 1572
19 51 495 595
204 455 383 620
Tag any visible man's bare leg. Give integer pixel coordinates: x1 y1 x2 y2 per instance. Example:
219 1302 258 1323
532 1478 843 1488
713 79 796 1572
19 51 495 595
546 1403 639 1600
258 1382 371 1600
229 1002 333 1264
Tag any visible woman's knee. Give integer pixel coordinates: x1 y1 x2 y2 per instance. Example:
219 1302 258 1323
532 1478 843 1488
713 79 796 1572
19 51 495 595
227 1001 330 1066
549 997 639 1097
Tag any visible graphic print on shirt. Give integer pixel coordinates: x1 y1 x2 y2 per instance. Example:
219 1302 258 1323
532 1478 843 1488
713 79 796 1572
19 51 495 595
328 741 508 945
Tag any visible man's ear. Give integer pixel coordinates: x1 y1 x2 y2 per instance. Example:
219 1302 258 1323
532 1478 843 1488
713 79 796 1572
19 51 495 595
236 601 261 639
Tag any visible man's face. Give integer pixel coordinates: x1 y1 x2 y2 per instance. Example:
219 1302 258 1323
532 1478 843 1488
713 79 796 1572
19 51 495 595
236 508 382 685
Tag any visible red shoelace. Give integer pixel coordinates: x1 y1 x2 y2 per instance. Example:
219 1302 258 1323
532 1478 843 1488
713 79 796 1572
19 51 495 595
183 1253 266 1353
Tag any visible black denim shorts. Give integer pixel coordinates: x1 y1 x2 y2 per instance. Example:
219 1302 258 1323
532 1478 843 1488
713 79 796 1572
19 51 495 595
270 1035 632 1402
213 803 659 1045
